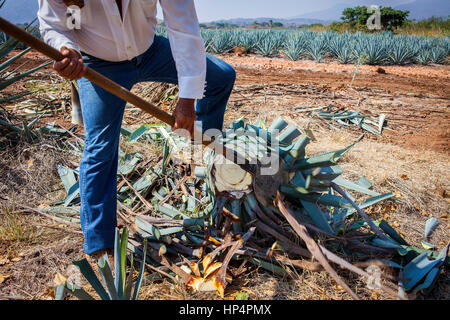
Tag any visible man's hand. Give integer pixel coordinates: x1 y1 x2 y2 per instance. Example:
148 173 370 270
173 98 196 138
63 0 85 8
53 46 87 80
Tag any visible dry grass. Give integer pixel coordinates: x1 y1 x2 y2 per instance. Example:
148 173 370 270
300 123 450 247
1 76 449 300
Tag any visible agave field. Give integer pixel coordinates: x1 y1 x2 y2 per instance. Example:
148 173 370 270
156 27 450 65
1 3 449 301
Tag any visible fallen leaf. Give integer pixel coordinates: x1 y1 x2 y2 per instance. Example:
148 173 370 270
11 257 22 262
0 256 9 266
54 272 67 286
40 286 55 300
371 291 380 300
0 273 11 284
432 188 446 198
441 213 448 219
400 174 408 180
393 221 400 227
421 211 429 216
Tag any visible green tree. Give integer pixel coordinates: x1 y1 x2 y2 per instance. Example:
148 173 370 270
341 6 409 31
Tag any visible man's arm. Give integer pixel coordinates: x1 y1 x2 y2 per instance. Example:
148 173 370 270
159 0 207 136
38 0 86 80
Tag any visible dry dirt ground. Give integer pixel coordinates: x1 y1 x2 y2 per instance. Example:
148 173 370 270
0 51 449 300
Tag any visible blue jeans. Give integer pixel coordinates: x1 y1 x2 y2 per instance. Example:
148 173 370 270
77 35 236 254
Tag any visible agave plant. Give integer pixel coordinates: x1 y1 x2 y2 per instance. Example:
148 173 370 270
284 35 307 61
237 31 258 53
353 37 388 65
200 29 216 52
210 31 234 54
328 34 355 64
0 3 51 103
55 227 148 300
428 47 448 64
306 36 327 63
255 31 285 57
414 48 431 65
388 39 417 65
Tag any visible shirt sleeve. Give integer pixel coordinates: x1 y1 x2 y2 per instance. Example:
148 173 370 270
159 0 207 99
37 0 80 53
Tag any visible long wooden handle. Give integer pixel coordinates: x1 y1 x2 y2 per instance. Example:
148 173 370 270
0 17 257 174
0 16 175 126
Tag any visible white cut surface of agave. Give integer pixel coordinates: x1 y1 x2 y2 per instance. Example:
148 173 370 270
212 154 252 193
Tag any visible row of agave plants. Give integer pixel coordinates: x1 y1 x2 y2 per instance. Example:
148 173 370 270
156 27 449 65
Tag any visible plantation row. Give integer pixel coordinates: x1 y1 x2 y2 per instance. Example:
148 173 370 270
1 26 448 66
157 28 450 66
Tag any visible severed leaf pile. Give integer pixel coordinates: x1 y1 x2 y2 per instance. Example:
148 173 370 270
48 116 448 300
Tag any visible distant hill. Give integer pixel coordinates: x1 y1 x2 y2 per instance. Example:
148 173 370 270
208 17 332 28
291 0 449 22
0 0 39 24
292 3 354 21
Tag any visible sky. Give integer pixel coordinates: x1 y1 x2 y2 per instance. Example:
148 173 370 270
155 0 416 22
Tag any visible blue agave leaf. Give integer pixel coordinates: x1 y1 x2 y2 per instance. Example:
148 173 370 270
64 282 95 300
132 240 148 300
97 254 118 300
424 217 439 238
114 228 122 299
403 244 449 292
54 284 65 300
72 259 110 300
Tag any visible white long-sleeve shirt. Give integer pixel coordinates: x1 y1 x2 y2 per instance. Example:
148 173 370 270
37 0 206 99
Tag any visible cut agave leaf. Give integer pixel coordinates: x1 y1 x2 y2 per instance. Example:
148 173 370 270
248 257 290 277
132 239 148 300
332 177 380 197
424 217 439 238
97 254 118 300
55 284 65 300
420 240 435 250
403 244 449 292
355 176 372 189
64 282 95 300
268 117 288 134
56 165 77 193
128 125 148 143
379 220 409 246
288 143 354 170
339 193 394 217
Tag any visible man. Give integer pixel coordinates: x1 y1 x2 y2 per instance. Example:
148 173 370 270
37 0 236 264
